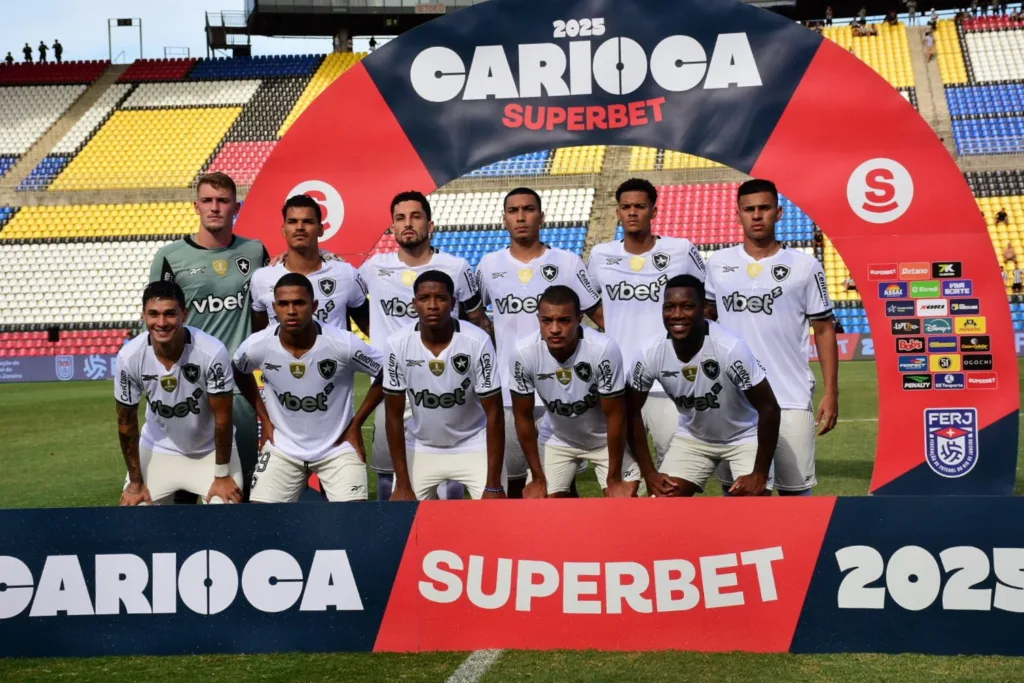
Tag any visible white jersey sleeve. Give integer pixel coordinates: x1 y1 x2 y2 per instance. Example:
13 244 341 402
383 337 407 394
345 333 385 379
455 258 482 311
724 338 767 392
805 259 833 320
473 334 500 398
114 343 143 406
232 331 267 374
348 267 369 309
596 338 625 397
206 342 234 395
629 345 658 394
250 267 272 313
703 252 718 301
510 344 536 397
570 253 602 311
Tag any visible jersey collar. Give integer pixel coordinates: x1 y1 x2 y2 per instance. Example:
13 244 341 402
184 235 237 250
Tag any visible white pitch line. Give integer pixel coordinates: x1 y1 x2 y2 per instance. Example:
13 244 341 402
446 649 504 683
837 417 879 423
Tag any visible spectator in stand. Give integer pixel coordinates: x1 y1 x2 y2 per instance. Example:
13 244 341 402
1003 242 1016 267
53 40 63 64
369 36 377 52
996 207 1009 226
845 276 857 292
38 41 47 63
852 21 864 36
867 23 879 35
4 52 13 66
886 9 899 26
858 5 869 23
825 5 834 25
908 0 918 25
22 43 32 63
924 29 936 61
1014 266 1023 294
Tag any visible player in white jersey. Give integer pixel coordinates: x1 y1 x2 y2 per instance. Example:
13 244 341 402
476 187 603 497
706 179 838 496
251 194 370 334
359 191 493 500
232 273 385 503
115 281 243 506
383 271 505 501
510 286 639 498
627 275 780 496
588 178 707 467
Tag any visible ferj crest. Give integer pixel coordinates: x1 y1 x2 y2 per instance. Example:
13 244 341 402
212 259 229 277
555 367 572 385
290 362 306 379
429 359 445 376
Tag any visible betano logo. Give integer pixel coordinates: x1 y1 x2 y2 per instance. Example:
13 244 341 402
418 546 784 613
0 549 363 619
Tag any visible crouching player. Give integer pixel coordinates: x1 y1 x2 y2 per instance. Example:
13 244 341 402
116 281 243 505
626 275 780 496
384 271 506 501
232 273 385 503
510 285 639 498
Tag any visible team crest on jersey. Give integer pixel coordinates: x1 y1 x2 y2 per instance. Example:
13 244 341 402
319 278 336 296
452 353 470 375
574 362 593 382
541 264 559 282
652 252 670 271
212 259 229 277
518 267 533 284
701 359 720 380
182 364 200 384
318 359 337 380
160 375 177 392
555 367 572 385
629 256 645 272
429 360 446 376
235 257 251 276
682 366 698 382
746 263 763 278
401 270 417 287
771 265 791 282
290 362 306 379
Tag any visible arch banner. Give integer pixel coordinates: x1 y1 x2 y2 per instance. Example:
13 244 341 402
236 0 1018 495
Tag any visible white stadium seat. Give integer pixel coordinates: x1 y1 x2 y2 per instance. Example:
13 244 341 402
0 85 87 155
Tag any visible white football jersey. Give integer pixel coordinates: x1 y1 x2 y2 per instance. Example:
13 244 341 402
510 328 624 451
630 321 766 445
233 323 384 463
477 246 601 407
705 246 832 410
250 259 367 329
359 249 481 346
588 236 706 395
114 326 235 456
383 320 499 454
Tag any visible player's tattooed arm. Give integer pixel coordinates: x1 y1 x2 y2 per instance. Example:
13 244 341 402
511 393 545 498
251 310 269 334
810 317 840 435
116 401 150 506
385 392 416 501
481 393 507 499
731 380 781 497
462 305 494 340
208 394 242 503
585 302 605 331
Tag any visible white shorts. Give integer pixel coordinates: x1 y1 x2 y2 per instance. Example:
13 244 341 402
250 443 368 503
371 400 412 474
527 442 641 494
661 435 757 492
504 406 546 480
643 395 681 465
131 445 243 505
410 450 507 500
715 409 816 492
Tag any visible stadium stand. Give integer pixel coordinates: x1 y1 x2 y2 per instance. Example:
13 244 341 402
278 52 366 137
550 146 606 174
0 203 194 240
821 22 915 88
0 85 87 155
0 60 109 86
0 156 17 178
118 58 197 83
431 188 594 227
121 80 260 108
0 329 130 357
468 151 551 177
187 54 323 80
935 19 969 85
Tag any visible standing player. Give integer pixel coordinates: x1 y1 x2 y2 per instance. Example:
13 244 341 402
116 281 243 505
360 191 492 500
589 178 707 468
476 187 602 497
251 195 370 334
383 271 505 501
706 179 838 496
627 275 780 497
510 286 639 498
232 273 385 503
149 172 268 500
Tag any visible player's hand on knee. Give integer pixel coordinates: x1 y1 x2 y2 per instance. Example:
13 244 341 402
648 473 680 497
604 478 636 498
522 479 547 499
121 482 152 506
390 485 417 502
729 472 768 497
207 476 242 504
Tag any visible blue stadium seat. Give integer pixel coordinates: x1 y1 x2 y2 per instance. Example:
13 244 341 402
187 55 323 80
953 117 1024 155
468 151 551 177
18 155 71 191
945 84 1024 118
0 156 17 179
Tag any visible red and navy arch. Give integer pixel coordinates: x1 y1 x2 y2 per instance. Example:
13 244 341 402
237 0 1018 495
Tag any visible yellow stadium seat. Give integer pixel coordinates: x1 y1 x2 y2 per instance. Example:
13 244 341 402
50 109 241 191
935 19 968 85
629 146 658 172
0 203 197 240
823 236 860 302
278 52 367 137
661 151 724 170
549 145 606 174
822 23 915 89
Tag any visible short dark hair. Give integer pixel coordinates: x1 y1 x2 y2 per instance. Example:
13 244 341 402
504 187 542 211
282 194 322 223
274 272 315 300
737 178 779 205
142 280 186 310
538 285 580 315
615 178 657 205
391 191 432 222
665 274 706 302
413 270 455 297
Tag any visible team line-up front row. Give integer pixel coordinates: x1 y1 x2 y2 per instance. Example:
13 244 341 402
115 177 840 505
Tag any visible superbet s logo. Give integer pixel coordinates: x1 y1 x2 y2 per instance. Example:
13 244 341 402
846 158 913 224
410 29 762 134
287 180 345 242
0 549 363 619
